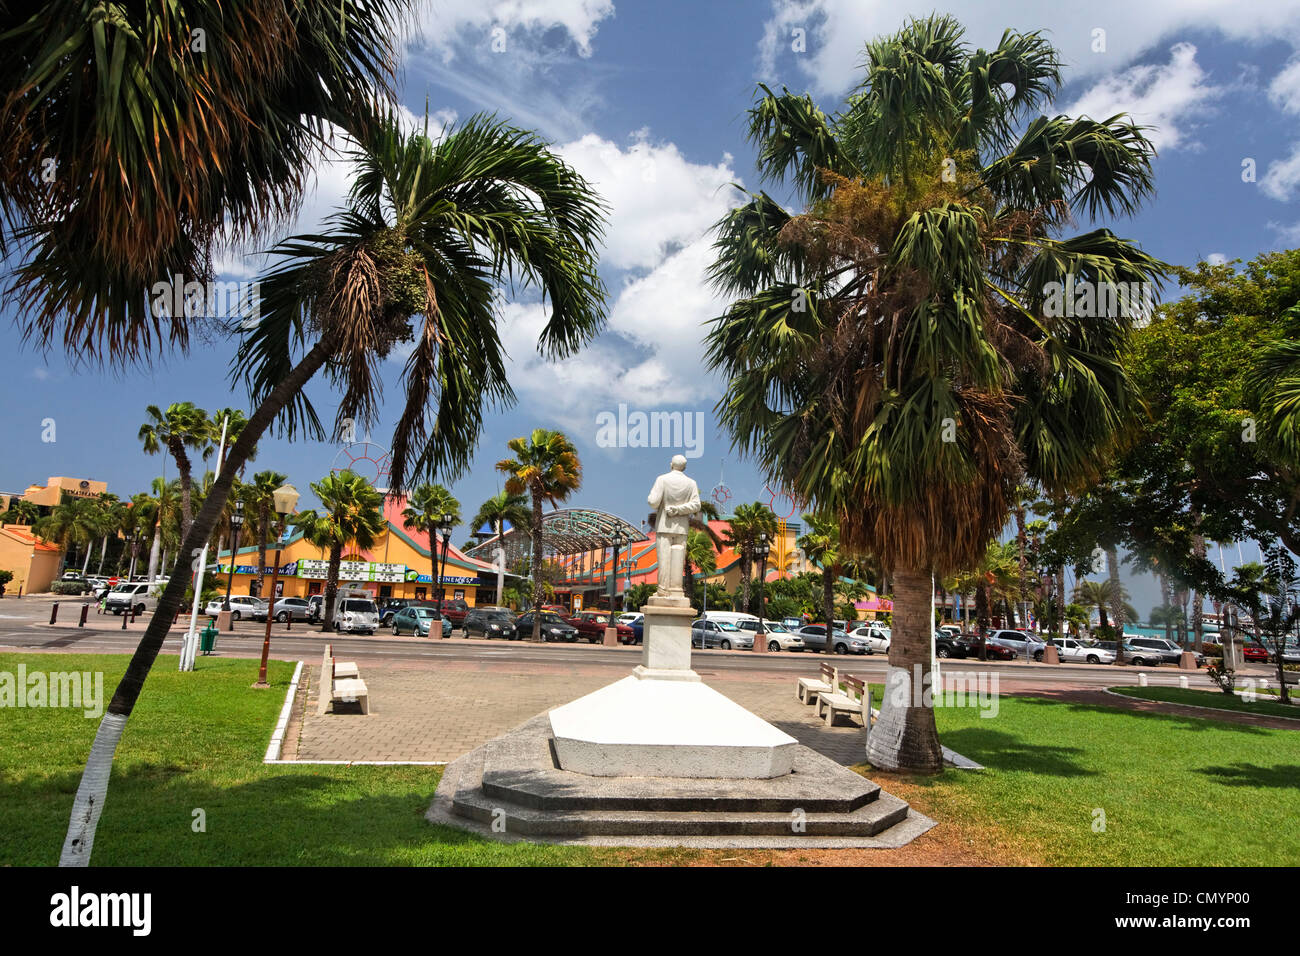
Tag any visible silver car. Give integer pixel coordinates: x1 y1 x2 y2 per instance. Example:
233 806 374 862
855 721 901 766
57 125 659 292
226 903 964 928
797 625 870 655
257 597 313 622
690 619 754 650
734 619 806 651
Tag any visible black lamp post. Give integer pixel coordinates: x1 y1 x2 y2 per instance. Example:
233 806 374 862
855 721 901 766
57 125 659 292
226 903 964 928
223 498 244 612
754 533 770 653
436 512 454 633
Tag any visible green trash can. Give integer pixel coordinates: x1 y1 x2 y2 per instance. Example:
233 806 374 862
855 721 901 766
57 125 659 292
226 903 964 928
199 618 219 655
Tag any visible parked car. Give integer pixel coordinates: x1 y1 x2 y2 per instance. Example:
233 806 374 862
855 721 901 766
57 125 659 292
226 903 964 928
619 612 645 644
1278 642 1300 665
513 611 579 642
1120 641 1164 666
334 597 379 634
849 624 891 654
934 631 968 659
306 595 324 622
203 594 264 620
781 617 806 630
1048 637 1116 664
391 605 448 637
938 624 962 640
256 597 313 622
734 619 806 651
1127 637 1204 667
690 619 753 650
796 624 869 655
377 597 416 625
958 632 1017 660
463 606 518 638
440 598 472 628
1242 641 1271 663
106 582 158 616
987 629 1049 660
566 610 635 644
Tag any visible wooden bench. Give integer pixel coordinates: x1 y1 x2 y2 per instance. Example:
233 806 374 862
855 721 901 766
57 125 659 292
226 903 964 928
317 644 368 715
797 662 837 705
817 673 866 727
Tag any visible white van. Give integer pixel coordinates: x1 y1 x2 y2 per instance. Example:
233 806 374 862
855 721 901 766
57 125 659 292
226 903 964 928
334 590 379 634
105 582 159 616
702 611 760 627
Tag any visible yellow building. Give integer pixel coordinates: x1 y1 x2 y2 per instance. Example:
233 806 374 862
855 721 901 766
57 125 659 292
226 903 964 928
216 496 497 604
14 477 108 509
0 524 63 594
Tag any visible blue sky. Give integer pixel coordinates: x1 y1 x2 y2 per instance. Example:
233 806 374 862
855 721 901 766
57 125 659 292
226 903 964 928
5 0 1300 615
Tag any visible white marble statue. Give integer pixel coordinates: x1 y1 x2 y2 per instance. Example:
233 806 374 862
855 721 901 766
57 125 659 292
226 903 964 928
647 454 702 596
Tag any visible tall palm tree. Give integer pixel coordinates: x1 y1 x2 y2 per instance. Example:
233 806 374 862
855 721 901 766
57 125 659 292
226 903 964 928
497 429 583 641
723 502 778 614
93 493 123 575
0 499 40 525
145 478 180 582
240 471 289 597
56 107 607 866
1 0 414 364
293 472 385 631
471 489 531 602
402 484 462 605
705 15 1165 771
684 500 723 604
139 402 210 540
204 408 254 476
798 512 842 653
120 494 156 581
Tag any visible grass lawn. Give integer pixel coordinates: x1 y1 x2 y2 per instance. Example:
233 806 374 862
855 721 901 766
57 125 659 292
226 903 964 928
3 654 1297 866
1110 685 1300 720
872 684 1300 866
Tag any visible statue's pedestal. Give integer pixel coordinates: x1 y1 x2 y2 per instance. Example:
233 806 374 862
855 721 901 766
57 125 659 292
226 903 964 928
548 593 798 778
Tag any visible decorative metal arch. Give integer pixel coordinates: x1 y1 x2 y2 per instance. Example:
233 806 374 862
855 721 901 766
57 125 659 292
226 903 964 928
464 508 645 568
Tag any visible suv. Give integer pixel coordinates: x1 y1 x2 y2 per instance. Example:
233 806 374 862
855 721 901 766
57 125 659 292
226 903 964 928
797 624 869 655
463 606 518 639
306 595 324 622
934 630 968 659
988 629 1048 660
566 610 635 644
1127 637 1204 667
203 595 265 620
441 598 472 628
513 611 578 642
849 624 891 653
735 619 806 652
334 597 379 634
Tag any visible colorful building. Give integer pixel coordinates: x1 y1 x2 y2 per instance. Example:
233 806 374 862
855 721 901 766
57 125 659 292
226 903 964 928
0 524 62 594
214 495 498 604
5 476 108 510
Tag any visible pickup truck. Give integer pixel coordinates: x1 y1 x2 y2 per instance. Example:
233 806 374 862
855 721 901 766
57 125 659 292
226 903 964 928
566 610 635 644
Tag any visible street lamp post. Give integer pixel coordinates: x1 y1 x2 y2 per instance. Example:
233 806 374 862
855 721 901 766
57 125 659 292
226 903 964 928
753 533 770 653
437 512 454 636
255 483 299 689
223 499 244 612
604 532 626 645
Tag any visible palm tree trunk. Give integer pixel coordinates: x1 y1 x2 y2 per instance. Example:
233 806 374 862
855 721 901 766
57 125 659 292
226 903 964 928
81 546 92 576
257 506 270 598
1191 533 1206 651
865 566 943 773
823 567 836 655
1056 566 1066 638
529 491 544 642
147 526 161 580
173 443 194 541
740 554 752 614
322 542 342 632
1106 545 1125 638
60 336 334 866
97 535 108 575
1160 571 1172 643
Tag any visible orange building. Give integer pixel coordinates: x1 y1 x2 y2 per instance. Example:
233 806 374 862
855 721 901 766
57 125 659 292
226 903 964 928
0 524 63 594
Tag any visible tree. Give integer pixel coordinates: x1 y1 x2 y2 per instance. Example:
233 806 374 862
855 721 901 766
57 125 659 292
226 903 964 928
204 408 253 475
402 484 462 606
93 494 123 575
237 471 288 597
138 402 210 540
34 497 100 575
1226 546 1299 705
0 499 39 525
471 490 531 599
120 494 156 582
626 582 658 611
497 429 583 641
294 472 385 631
685 529 718 610
706 15 1165 771
724 502 778 614
798 512 843 653
56 102 607 864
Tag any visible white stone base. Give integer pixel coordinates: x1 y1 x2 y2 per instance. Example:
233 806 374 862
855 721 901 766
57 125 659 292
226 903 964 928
549 675 799 779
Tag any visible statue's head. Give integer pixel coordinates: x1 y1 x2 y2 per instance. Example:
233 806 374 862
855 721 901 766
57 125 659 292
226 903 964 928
670 454 687 472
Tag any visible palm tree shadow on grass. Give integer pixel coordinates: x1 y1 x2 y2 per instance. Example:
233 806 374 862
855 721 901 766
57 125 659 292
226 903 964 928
1194 763 1300 789
934 727 1094 778
1006 694 1276 736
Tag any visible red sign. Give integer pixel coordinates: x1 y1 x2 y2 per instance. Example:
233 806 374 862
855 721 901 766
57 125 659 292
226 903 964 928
108 576 119 587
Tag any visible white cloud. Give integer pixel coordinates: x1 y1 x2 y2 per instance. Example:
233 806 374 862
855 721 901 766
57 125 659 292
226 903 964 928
1262 142 1300 201
413 0 614 61
1269 57 1300 113
1206 252 1227 265
757 0 1300 96
1066 43 1218 152
557 132 737 271
1267 220 1300 243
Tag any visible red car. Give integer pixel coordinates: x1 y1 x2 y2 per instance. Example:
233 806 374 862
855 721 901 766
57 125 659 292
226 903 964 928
1243 642 1271 663
959 633 1017 661
566 610 635 644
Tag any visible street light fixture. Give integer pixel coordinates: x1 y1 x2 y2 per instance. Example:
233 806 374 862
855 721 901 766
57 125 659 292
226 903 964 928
223 498 245 612
437 512 455 634
753 533 771 653
255 483 299 688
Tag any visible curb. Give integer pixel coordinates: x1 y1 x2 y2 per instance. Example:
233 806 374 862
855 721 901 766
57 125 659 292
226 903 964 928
1103 686 1300 723
263 660 304 761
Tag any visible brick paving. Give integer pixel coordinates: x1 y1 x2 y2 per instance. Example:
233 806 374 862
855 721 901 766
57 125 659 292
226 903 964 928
294 656 879 765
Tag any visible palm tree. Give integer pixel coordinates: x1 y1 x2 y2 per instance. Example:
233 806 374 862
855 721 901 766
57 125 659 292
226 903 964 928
0 499 40 525
204 409 254 475
34 497 100 575
139 402 210 540
497 429 583 641
685 529 719 609
1 0 414 364
293 472 385 632
798 512 843 653
705 15 1166 771
240 471 289 598
402 484 462 606
723 502 778 614
55 107 606 866
120 494 156 581
145 478 180 582
471 490 531 603
93 494 123 575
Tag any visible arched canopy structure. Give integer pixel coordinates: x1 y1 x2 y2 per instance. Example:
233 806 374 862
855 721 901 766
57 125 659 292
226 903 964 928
464 508 645 567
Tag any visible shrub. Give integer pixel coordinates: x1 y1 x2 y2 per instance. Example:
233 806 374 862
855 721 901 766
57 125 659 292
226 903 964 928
1205 659 1236 696
50 580 89 595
